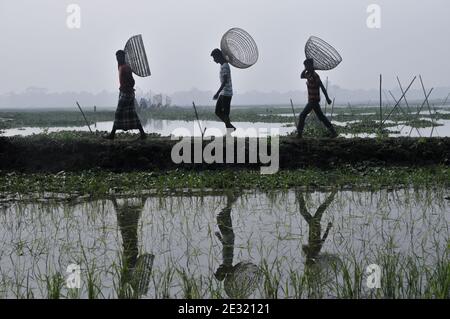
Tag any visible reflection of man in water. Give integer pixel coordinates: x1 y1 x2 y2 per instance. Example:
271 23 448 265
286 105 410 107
214 193 238 281
214 192 262 299
297 190 336 266
113 197 153 299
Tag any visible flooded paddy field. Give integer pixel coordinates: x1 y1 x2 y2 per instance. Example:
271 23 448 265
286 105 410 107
0 106 449 300
0 188 448 299
1 105 450 138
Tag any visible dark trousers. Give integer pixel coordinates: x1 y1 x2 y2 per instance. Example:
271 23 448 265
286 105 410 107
297 101 336 136
215 95 232 127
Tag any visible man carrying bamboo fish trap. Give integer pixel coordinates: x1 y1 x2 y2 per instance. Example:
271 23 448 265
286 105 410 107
296 36 342 138
105 35 151 140
211 28 259 132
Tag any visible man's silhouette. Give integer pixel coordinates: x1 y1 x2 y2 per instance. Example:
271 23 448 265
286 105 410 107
297 58 337 138
211 49 236 131
105 50 146 140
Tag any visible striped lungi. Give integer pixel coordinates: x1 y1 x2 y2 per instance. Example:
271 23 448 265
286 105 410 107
114 92 142 131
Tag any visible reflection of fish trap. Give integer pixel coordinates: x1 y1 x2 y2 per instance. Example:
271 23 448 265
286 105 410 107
132 253 154 297
221 28 259 69
305 36 342 71
224 262 262 298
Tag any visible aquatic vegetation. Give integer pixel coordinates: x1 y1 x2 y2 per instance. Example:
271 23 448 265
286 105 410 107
0 166 449 202
0 110 114 130
1 105 448 137
0 107 448 300
0 188 447 299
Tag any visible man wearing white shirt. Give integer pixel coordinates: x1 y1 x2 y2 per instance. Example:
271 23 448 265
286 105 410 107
211 48 236 131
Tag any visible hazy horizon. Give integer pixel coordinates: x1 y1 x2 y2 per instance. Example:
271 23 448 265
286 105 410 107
1 84 449 109
1 0 450 96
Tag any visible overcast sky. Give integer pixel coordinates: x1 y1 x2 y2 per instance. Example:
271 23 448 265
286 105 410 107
1 0 449 95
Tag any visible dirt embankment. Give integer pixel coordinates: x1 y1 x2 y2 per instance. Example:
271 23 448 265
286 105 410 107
0 135 449 173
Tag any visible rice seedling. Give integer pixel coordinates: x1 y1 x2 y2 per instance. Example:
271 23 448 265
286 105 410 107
0 186 447 299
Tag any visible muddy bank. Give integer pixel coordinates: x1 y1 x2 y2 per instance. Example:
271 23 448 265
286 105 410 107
0 135 449 173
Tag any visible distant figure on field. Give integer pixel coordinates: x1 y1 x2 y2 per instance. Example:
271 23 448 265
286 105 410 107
104 50 146 140
211 49 236 131
297 58 337 138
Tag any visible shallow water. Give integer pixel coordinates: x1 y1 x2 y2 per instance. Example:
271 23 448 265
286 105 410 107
389 120 450 138
0 119 293 138
0 188 448 299
2 116 449 138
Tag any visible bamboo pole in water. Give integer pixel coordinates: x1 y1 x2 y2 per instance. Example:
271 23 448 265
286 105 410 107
192 101 205 138
330 98 335 122
379 74 382 131
382 76 416 125
409 88 434 137
290 99 297 128
76 101 93 134
419 75 437 137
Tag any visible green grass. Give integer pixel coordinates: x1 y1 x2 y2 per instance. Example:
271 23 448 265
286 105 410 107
0 110 114 129
0 166 449 200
